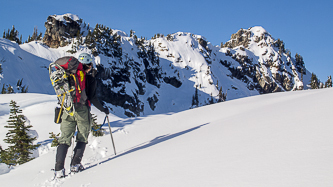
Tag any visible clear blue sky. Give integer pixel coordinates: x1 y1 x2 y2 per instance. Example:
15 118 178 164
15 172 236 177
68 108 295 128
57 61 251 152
1 0 332 82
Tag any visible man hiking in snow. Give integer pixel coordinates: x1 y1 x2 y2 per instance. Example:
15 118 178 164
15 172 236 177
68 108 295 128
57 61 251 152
54 53 109 178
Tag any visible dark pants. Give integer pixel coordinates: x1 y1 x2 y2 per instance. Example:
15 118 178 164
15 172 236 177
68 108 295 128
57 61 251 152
55 142 86 171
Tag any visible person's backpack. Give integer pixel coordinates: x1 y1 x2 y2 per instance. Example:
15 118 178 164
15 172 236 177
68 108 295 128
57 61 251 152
49 57 87 123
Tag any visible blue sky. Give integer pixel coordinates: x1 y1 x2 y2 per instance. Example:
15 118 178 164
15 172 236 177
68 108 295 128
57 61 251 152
1 0 332 82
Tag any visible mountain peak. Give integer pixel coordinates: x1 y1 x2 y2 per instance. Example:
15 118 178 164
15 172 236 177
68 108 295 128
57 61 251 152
223 26 273 49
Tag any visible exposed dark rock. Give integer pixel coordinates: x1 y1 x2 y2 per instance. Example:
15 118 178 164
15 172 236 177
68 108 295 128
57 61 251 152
43 15 81 48
198 38 207 49
147 94 159 111
163 76 182 88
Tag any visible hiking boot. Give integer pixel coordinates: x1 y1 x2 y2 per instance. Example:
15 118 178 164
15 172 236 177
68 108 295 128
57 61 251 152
54 168 66 178
70 163 85 173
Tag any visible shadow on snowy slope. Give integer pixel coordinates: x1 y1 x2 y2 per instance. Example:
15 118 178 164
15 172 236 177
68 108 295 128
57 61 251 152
85 122 209 170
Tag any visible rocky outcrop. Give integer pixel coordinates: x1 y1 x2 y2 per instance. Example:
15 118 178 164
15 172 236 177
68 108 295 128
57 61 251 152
43 14 81 48
223 29 252 48
221 27 304 93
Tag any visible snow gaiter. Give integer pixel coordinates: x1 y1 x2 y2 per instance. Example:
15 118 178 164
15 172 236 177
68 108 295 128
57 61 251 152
70 142 86 166
55 144 69 171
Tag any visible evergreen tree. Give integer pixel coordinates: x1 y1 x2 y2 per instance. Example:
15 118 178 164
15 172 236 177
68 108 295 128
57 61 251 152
0 145 3 163
0 57 4 74
325 75 332 88
0 144 12 166
37 32 43 41
4 26 21 44
6 84 14 94
91 114 104 137
209 93 214 104
32 27 38 41
84 30 95 49
310 73 320 89
48 132 60 147
16 78 28 93
2 100 40 166
1 84 6 94
295 53 305 73
76 30 82 47
26 35 31 43
218 86 225 102
191 85 199 107
130 29 134 37
166 34 173 41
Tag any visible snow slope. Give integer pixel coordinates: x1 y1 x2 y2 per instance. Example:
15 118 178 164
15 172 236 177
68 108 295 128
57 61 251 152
0 88 332 186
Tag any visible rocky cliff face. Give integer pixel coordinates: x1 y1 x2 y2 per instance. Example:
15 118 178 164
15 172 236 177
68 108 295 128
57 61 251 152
43 14 82 48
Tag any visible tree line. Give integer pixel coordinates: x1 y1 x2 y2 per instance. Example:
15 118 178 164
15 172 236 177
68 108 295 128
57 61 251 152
2 25 42 44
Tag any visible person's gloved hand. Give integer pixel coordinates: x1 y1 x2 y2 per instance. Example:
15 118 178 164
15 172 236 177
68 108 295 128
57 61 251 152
104 107 109 115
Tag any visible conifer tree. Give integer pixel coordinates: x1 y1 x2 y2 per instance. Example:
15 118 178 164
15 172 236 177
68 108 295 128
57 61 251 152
192 85 199 107
209 93 214 104
1 84 6 94
295 53 305 73
218 86 226 102
325 75 332 88
2 100 40 166
32 27 38 41
0 145 4 163
6 84 14 94
4 26 21 44
16 78 28 93
130 29 134 37
26 35 31 43
0 57 4 74
0 144 12 166
310 73 320 89
48 132 60 147
76 30 82 47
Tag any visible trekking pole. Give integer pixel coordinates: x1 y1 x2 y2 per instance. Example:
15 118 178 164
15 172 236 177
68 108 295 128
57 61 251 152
106 115 117 155
70 135 75 161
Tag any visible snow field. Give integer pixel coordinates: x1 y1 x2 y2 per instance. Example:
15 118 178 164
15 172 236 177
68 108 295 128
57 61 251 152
0 88 332 186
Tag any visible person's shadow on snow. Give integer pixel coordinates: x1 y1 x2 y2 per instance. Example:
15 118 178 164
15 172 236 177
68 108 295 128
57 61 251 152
85 122 209 170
